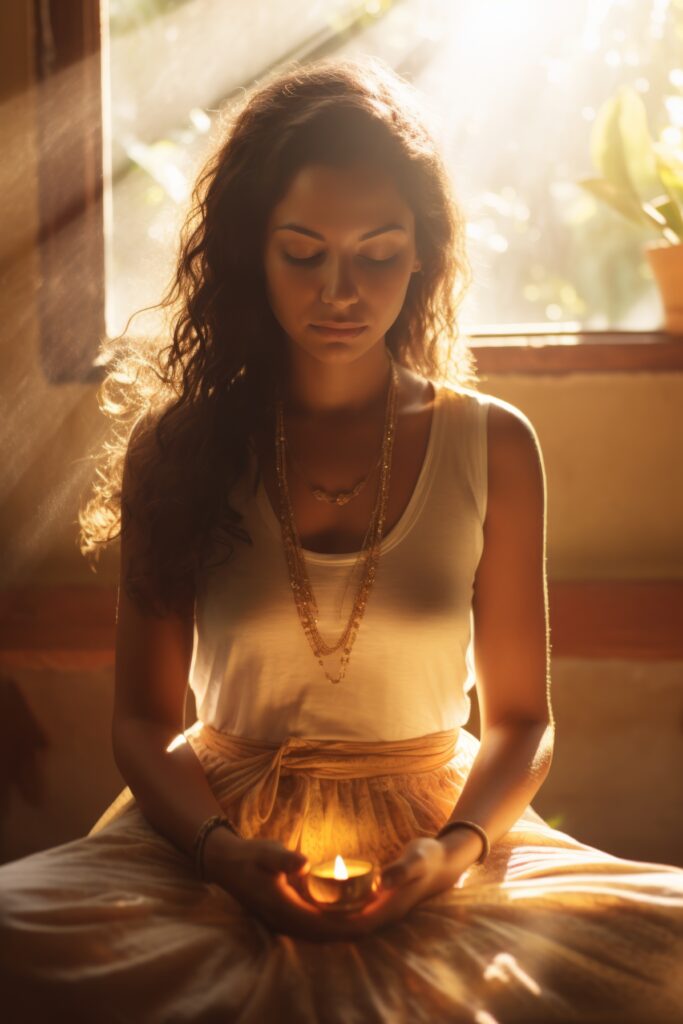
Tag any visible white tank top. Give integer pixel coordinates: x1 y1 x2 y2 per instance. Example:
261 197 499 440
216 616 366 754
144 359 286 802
188 383 491 742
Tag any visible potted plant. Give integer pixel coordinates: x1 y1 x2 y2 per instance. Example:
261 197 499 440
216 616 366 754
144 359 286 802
578 84 683 334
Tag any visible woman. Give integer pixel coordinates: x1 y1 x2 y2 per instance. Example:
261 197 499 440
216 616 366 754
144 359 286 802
2 55 682 1023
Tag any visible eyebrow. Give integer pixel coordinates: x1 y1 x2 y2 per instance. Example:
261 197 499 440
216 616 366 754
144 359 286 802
273 222 407 241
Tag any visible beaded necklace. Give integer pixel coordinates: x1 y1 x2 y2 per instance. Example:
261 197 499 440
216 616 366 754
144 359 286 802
273 351 399 684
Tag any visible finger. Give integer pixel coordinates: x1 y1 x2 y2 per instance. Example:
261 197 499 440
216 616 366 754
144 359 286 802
251 860 392 941
253 842 309 876
273 875 358 936
282 877 423 942
332 888 418 939
383 837 445 889
381 852 427 889
247 887 323 938
272 875 383 941
270 896 364 941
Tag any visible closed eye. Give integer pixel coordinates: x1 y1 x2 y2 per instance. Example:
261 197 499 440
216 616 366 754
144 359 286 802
282 253 398 267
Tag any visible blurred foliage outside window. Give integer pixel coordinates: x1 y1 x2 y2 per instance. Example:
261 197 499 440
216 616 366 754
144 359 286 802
104 0 683 341
109 0 193 33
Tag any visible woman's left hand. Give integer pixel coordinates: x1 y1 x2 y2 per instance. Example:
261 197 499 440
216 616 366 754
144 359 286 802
305 836 465 941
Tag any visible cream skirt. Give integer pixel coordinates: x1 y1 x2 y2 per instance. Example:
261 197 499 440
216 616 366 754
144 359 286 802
1 722 682 1023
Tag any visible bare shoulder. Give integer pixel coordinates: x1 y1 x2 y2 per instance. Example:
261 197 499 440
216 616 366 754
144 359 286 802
484 395 545 516
438 385 543 461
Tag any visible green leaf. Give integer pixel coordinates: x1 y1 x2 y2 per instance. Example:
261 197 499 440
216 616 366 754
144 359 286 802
590 91 638 196
655 143 683 211
648 195 683 243
616 86 660 200
590 86 659 202
578 177 650 227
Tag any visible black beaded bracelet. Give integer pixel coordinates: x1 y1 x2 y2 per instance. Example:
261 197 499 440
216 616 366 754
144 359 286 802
193 814 241 881
435 819 490 864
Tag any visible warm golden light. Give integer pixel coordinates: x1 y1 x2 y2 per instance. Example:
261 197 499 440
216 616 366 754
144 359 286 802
305 856 377 910
333 855 349 880
166 733 187 752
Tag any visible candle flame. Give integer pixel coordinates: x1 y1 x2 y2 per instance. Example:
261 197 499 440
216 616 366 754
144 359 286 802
333 854 348 880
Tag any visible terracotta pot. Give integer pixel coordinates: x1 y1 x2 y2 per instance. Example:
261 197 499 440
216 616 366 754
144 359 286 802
646 242 683 335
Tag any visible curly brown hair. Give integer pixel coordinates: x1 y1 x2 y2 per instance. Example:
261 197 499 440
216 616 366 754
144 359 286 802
78 55 478 616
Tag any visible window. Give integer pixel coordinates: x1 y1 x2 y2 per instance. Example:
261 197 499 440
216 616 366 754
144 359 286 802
34 0 683 382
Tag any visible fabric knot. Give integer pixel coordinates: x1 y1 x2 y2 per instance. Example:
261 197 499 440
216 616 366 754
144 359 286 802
189 723 461 831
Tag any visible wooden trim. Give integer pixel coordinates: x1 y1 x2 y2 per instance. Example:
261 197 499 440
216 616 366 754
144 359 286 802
0 581 681 671
468 331 683 375
549 580 683 659
0 587 118 671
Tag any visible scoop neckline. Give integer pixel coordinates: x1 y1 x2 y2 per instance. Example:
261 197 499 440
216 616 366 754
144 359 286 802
254 382 446 564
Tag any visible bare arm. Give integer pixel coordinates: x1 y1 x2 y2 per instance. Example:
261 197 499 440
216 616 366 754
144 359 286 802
438 400 555 869
111 428 236 879
110 433 360 942
111 602 230 866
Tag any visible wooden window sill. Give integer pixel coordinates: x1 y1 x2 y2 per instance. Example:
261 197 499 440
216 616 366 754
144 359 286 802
468 330 683 375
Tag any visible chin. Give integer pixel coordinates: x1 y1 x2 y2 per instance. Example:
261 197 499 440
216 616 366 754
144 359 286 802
291 330 386 357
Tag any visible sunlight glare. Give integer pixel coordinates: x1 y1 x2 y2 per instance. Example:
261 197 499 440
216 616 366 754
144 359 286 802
166 733 188 752
483 952 541 996
474 1012 501 1024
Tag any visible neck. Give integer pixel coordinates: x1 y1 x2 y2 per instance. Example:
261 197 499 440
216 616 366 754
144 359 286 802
281 342 394 420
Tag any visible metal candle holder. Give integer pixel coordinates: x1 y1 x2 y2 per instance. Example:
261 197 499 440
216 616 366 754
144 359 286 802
303 855 379 912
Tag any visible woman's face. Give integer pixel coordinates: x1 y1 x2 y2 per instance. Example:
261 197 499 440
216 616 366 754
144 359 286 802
262 162 421 365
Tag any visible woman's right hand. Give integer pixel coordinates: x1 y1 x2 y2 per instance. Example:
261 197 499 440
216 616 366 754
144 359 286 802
202 828 366 942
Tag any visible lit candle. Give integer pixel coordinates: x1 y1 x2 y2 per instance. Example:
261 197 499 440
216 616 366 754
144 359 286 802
304 854 379 911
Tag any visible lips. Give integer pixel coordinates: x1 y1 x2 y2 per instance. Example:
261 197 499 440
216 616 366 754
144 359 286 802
309 323 367 339
311 322 367 329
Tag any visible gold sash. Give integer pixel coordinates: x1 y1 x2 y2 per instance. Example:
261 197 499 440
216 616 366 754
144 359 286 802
89 722 460 836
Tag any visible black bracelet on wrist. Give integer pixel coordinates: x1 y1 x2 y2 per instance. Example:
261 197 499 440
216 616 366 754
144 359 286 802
435 819 490 865
193 814 241 881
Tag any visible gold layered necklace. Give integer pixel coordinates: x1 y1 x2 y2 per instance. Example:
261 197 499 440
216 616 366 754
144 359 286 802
284 439 382 507
274 350 399 684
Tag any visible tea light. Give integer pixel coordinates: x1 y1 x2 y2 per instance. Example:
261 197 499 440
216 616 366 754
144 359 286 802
305 854 378 912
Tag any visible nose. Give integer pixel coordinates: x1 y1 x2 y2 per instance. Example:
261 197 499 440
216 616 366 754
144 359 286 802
320 254 359 308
